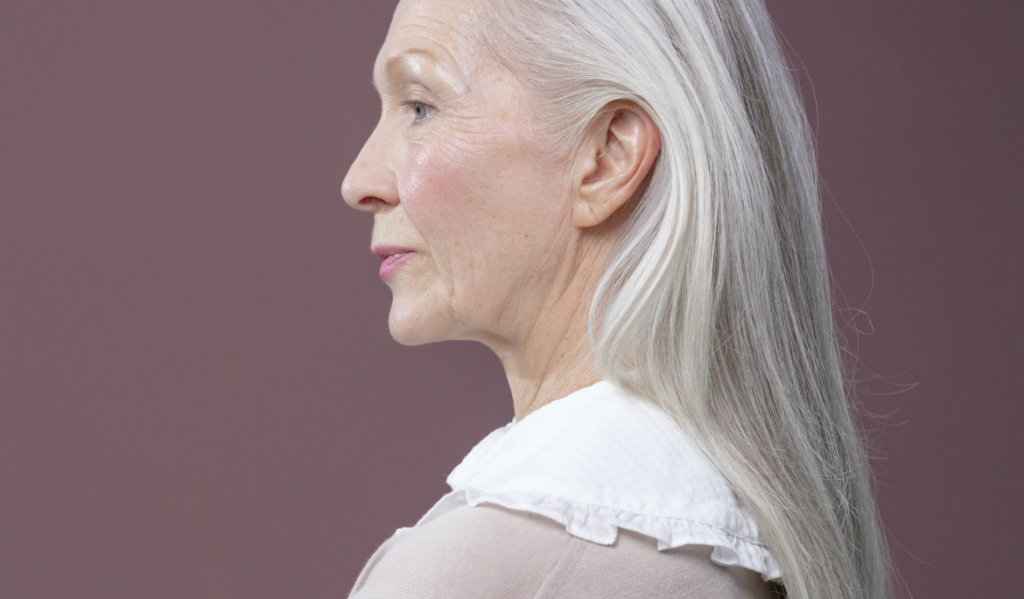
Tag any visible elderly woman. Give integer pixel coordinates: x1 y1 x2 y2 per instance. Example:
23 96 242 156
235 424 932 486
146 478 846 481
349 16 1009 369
342 0 889 597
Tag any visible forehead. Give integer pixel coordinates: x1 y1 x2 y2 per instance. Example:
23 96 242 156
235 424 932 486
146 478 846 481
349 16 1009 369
374 0 483 80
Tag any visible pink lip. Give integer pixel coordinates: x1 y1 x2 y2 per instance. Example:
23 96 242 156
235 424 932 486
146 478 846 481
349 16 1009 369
372 245 416 281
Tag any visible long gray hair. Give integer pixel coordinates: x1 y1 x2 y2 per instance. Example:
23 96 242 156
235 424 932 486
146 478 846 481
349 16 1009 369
475 1 891 597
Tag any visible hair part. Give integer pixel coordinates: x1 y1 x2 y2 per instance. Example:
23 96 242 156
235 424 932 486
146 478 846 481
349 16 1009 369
475 1 892 597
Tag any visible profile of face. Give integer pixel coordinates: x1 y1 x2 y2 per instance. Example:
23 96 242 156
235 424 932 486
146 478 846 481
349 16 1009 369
341 0 566 349
342 0 659 356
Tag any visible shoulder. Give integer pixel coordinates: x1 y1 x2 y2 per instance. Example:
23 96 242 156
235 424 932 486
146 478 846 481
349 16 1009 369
348 504 572 598
560 526 777 599
349 504 775 599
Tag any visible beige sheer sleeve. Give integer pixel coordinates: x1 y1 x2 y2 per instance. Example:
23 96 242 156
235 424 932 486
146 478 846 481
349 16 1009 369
349 504 776 599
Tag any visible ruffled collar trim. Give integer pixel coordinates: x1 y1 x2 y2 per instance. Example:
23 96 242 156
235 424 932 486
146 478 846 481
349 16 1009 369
414 381 782 581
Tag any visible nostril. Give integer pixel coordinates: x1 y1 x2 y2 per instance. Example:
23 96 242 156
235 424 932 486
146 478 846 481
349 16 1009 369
358 196 390 210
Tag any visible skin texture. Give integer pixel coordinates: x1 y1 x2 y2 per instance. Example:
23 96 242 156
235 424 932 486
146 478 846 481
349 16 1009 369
341 0 660 419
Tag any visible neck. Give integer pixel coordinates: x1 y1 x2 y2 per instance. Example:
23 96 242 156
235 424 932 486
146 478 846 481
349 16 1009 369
489 237 611 421
500 309 602 421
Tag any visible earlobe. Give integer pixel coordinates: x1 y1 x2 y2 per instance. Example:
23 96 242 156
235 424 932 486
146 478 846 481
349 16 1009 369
572 102 661 229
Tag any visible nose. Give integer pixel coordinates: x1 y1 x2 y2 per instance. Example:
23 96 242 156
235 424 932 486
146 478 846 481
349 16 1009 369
341 122 399 213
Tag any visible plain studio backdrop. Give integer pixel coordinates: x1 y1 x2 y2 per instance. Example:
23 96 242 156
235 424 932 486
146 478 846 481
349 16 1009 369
1 2 1020 597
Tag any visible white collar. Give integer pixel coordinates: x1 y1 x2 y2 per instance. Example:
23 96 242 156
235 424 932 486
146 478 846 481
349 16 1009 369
416 381 781 581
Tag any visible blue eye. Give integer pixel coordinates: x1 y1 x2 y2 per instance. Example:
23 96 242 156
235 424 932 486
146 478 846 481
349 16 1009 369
411 102 430 121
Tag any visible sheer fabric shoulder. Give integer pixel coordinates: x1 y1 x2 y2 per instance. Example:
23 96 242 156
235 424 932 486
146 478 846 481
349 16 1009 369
349 504 775 599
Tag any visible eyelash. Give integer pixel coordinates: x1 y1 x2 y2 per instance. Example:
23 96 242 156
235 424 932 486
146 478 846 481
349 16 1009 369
403 101 433 122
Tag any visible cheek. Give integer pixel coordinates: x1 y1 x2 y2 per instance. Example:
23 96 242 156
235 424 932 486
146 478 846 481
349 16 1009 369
393 124 567 330
396 143 440 210
397 142 496 258
397 143 460 218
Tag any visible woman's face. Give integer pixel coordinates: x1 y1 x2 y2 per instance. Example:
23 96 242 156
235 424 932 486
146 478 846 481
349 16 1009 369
342 0 575 347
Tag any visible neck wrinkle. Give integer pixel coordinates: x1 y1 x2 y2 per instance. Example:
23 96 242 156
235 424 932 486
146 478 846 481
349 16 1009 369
500 279 603 422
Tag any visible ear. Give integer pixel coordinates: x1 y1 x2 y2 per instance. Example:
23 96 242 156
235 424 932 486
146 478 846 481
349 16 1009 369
571 101 661 229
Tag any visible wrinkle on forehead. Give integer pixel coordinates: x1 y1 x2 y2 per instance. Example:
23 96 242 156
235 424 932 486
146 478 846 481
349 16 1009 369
375 0 489 92
374 48 472 97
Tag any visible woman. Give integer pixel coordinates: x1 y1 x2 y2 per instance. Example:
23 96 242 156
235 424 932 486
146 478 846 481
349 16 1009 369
342 0 890 597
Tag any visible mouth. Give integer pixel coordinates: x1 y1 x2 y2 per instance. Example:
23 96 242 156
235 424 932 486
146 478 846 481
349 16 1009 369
372 245 416 281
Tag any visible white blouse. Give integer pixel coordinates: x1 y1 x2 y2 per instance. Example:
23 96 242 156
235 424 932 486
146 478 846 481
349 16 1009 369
411 380 781 582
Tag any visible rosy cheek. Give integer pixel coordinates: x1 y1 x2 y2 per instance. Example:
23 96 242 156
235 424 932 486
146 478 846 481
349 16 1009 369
397 143 476 246
397 144 427 204
399 144 446 210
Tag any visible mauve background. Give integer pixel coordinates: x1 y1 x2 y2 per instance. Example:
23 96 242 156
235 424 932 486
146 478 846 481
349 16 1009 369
0 0 1020 597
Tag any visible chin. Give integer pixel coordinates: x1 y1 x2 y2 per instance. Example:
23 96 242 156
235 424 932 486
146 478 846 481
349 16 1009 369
386 297 450 347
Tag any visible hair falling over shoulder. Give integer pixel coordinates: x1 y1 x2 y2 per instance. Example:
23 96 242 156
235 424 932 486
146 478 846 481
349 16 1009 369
477 1 892 597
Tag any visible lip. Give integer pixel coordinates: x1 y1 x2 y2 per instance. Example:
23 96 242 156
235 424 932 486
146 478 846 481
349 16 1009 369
372 245 417 281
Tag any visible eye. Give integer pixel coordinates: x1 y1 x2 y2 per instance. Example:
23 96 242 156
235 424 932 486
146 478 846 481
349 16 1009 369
408 101 432 122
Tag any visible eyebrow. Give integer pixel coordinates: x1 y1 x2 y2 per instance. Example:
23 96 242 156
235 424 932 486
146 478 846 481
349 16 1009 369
371 49 440 92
